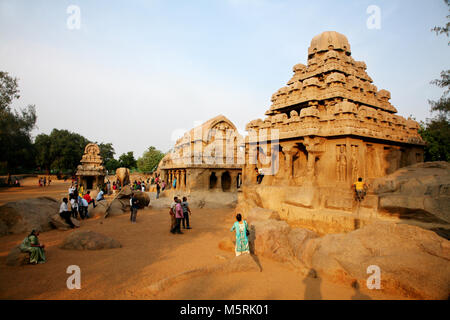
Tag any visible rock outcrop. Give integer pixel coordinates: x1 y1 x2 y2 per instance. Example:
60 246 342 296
104 186 150 218
245 206 450 299
59 230 121 250
50 214 80 230
300 222 450 300
373 161 450 225
0 197 60 236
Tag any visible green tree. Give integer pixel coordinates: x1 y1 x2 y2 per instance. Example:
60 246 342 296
105 158 121 172
420 0 450 161
137 146 165 172
34 129 90 173
119 151 137 169
0 71 37 172
98 142 115 164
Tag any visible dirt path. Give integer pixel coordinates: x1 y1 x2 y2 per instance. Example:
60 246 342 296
0 201 405 299
0 178 71 206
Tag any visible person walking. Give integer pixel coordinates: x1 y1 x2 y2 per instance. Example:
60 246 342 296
129 193 139 223
156 181 161 199
181 196 192 229
59 198 75 228
230 213 250 256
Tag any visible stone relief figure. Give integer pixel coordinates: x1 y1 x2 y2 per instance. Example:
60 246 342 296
351 145 359 181
336 145 347 181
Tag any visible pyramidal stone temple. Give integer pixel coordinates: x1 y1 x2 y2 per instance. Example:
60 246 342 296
76 143 107 191
238 31 425 233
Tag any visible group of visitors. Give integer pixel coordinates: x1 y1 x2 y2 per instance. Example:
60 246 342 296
132 180 147 192
169 196 192 234
6 174 20 187
38 176 51 187
59 183 106 228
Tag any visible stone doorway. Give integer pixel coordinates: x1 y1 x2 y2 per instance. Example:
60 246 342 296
86 176 94 189
209 172 217 189
221 171 231 192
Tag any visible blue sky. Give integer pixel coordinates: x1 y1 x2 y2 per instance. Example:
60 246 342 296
1 0 449 157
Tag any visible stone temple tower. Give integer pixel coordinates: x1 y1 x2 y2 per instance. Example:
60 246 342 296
239 31 425 231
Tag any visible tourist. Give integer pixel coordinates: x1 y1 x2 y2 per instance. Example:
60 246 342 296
83 190 96 208
19 230 46 264
169 196 178 234
173 198 184 234
129 192 139 223
173 177 177 189
15 178 20 187
141 182 145 192
255 167 264 184
96 189 105 202
106 180 111 195
68 184 76 198
43 176 47 187
353 177 367 201
181 196 192 229
151 177 155 185
112 181 117 195
230 213 250 256
79 185 84 196
70 196 79 219
47 177 51 186
161 180 166 191
79 196 89 219
59 198 75 228
38 177 42 187
156 181 161 199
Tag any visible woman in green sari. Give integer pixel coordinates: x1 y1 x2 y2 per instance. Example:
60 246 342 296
19 230 46 264
230 213 250 256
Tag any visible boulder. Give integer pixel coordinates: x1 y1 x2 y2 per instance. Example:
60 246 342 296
60 230 121 250
5 246 30 266
89 200 108 218
50 214 80 230
104 186 150 218
0 197 60 236
373 161 450 225
251 219 293 262
299 222 450 300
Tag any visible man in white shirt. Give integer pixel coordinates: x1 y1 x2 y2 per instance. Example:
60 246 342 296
59 198 75 228
96 189 105 202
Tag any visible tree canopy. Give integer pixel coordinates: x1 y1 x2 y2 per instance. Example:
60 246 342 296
0 71 37 172
118 151 137 169
137 146 165 172
34 129 90 173
420 0 450 162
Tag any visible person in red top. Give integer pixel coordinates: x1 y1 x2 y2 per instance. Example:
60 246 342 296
83 191 96 208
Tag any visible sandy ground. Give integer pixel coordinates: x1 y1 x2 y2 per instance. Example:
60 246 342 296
0 179 406 300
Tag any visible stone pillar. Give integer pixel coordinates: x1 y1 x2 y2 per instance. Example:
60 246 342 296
176 170 181 189
283 143 298 179
216 171 222 190
181 170 186 190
